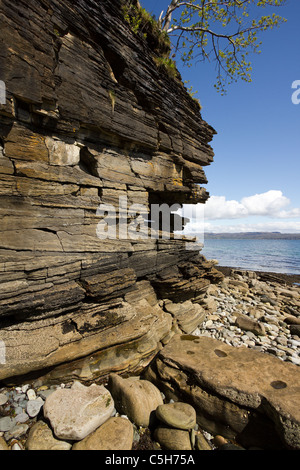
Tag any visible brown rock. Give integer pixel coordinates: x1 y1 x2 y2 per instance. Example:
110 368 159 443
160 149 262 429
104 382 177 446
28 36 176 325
25 421 72 451
213 435 228 448
156 402 196 430
151 334 300 450
0 436 9 451
235 313 266 336
284 316 300 326
108 374 163 428
154 426 192 451
72 417 133 451
195 432 212 450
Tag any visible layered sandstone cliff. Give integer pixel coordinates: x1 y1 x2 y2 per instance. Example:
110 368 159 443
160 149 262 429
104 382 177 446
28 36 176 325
0 0 222 383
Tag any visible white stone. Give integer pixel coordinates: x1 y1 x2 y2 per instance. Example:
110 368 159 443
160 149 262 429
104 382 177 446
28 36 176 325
26 389 36 401
43 381 114 441
11 442 23 451
27 397 44 417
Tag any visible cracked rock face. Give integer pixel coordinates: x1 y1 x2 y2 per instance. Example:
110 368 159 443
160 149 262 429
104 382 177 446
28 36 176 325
0 0 222 383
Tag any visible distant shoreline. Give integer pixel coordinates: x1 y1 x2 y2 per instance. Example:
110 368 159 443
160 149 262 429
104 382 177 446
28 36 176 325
215 265 300 286
204 232 300 240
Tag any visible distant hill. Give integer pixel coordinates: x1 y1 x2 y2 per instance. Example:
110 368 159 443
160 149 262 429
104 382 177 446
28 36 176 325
204 232 300 240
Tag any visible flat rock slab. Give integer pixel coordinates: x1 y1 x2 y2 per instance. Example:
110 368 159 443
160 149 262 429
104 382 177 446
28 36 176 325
156 334 300 449
43 381 114 441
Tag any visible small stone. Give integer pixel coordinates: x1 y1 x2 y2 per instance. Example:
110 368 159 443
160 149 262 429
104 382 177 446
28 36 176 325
195 432 212 450
26 398 44 417
14 393 26 403
0 393 8 406
26 389 36 401
213 435 228 447
260 295 277 306
4 423 29 440
156 402 196 430
0 416 15 432
208 315 220 321
235 314 266 336
15 412 29 424
285 315 299 327
11 441 23 451
290 325 300 336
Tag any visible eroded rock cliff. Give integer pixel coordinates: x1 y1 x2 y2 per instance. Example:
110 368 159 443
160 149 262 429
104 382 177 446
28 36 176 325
0 0 222 383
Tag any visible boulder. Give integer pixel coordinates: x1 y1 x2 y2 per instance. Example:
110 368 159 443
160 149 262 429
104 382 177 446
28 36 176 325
43 381 114 441
146 334 300 450
155 402 196 430
25 420 72 450
153 426 192 451
72 417 133 450
108 374 163 427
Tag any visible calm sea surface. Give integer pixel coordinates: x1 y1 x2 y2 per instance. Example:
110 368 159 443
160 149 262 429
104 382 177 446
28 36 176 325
201 238 300 275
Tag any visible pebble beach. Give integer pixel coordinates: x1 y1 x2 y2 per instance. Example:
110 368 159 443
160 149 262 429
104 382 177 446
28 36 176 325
0 266 299 451
196 266 300 366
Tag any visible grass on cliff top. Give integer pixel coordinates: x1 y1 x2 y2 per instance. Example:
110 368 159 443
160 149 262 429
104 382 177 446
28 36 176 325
121 2 171 55
121 1 201 109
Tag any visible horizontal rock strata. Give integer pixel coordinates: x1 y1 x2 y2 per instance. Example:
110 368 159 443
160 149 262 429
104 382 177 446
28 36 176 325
0 0 222 383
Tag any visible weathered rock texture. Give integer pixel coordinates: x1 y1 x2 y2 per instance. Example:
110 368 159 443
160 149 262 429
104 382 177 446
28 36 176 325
0 0 222 383
145 334 300 450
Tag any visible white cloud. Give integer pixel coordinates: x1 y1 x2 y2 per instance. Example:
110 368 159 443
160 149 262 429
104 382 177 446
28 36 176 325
240 191 290 217
202 195 247 219
199 190 300 220
180 190 300 234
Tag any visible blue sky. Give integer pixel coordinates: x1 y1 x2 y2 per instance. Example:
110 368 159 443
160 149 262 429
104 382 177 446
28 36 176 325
141 0 300 233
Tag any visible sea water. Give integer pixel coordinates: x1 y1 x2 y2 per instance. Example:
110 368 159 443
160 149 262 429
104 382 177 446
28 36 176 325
201 238 300 275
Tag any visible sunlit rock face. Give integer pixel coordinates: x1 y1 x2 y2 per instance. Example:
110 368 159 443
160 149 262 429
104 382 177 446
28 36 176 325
0 0 222 383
